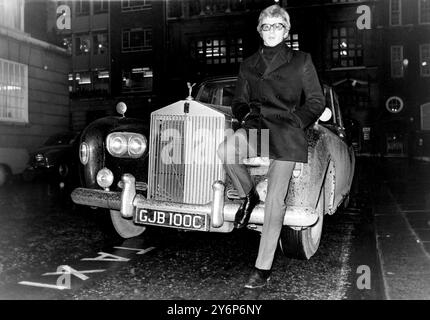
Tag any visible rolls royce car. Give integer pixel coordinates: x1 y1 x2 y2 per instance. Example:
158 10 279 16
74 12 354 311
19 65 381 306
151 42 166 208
71 77 355 260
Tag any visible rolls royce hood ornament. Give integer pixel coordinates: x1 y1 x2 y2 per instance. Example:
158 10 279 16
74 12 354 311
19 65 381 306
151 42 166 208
186 82 196 101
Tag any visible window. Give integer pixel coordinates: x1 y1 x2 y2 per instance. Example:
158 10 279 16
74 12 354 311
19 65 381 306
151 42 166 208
75 35 91 55
420 44 430 76
68 73 73 92
285 33 299 51
122 28 152 52
122 67 153 93
0 0 24 31
390 0 401 26
93 33 108 55
391 45 404 78
69 70 110 97
331 26 363 68
61 37 72 54
75 0 90 15
421 102 430 130
193 37 243 65
121 0 151 12
93 0 108 13
93 70 109 93
419 0 430 24
0 58 28 123
385 96 404 113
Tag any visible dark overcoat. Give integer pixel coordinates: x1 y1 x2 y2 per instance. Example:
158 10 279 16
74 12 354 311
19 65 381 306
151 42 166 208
232 43 325 163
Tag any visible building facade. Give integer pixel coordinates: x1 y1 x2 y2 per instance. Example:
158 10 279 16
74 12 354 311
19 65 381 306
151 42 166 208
375 0 430 158
0 0 71 183
109 0 165 119
43 0 165 130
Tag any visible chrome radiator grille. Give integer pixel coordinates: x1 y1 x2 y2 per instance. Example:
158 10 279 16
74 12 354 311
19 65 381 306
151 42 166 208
147 113 225 205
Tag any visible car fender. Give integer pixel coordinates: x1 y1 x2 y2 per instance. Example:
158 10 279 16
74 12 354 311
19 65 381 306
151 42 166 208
286 124 331 211
80 116 147 189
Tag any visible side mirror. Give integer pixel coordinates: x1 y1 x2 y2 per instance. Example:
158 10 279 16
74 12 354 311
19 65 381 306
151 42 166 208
319 107 332 122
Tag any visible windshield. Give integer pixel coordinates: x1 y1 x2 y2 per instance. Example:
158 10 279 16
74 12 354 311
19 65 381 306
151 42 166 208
196 80 236 107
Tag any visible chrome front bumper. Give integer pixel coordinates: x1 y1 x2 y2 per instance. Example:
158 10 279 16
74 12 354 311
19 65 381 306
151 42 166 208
71 174 319 232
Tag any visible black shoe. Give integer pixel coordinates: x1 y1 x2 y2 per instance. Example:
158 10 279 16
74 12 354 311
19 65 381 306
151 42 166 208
244 268 271 289
234 188 259 229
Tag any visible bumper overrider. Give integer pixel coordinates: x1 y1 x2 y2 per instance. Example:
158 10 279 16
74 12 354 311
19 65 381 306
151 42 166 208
71 174 319 232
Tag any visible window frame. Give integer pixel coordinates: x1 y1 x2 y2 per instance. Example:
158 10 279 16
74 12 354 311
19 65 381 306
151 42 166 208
0 58 28 124
0 0 24 31
419 0 430 24
121 0 151 12
285 33 300 51
121 28 152 53
389 0 402 26
75 0 90 16
331 25 364 69
420 44 430 77
93 32 109 55
193 37 244 65
420 102 430 131
122 67 153 93
74 34 91 56
390 45 404 78
93 0 109 14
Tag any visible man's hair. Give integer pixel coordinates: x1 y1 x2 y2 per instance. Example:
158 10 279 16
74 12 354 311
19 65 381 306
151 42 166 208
257 4 291 33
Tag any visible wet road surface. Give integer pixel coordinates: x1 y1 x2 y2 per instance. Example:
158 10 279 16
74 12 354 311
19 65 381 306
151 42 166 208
0 158 392 300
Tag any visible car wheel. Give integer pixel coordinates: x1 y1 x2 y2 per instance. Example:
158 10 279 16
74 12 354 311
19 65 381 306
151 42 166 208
110 210 146 238
279 186 325 260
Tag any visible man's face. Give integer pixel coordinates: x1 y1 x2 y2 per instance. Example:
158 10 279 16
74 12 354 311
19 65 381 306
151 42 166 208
260 16 288 47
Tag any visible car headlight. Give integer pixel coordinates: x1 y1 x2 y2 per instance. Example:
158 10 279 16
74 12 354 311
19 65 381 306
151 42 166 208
108 134 128 156
96 168 114 189
128 135 147 158
106 132 147 158
35 154 44 162
79 142 89 165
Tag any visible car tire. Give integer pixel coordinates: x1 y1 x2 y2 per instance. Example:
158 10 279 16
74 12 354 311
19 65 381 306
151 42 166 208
279 186 325 260
110 209 146 239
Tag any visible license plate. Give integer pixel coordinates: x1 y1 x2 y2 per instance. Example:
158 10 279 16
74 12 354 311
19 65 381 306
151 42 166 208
134 208 209 231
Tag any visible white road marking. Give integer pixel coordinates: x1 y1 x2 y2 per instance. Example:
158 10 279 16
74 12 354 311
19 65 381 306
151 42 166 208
113 246 156 255
18 281 68 290
42 269 106 276
81 252 130 262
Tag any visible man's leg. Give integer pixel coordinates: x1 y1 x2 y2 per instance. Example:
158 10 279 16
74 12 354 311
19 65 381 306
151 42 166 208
255 160 295 270
217 128 254 197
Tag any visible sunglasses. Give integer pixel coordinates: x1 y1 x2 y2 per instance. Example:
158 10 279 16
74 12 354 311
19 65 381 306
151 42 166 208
260 23 286 32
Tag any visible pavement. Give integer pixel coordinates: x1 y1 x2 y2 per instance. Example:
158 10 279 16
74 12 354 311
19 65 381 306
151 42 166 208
366 157 430 299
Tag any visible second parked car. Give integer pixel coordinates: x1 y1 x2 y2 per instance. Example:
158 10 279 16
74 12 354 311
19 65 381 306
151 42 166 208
23 131 80 190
